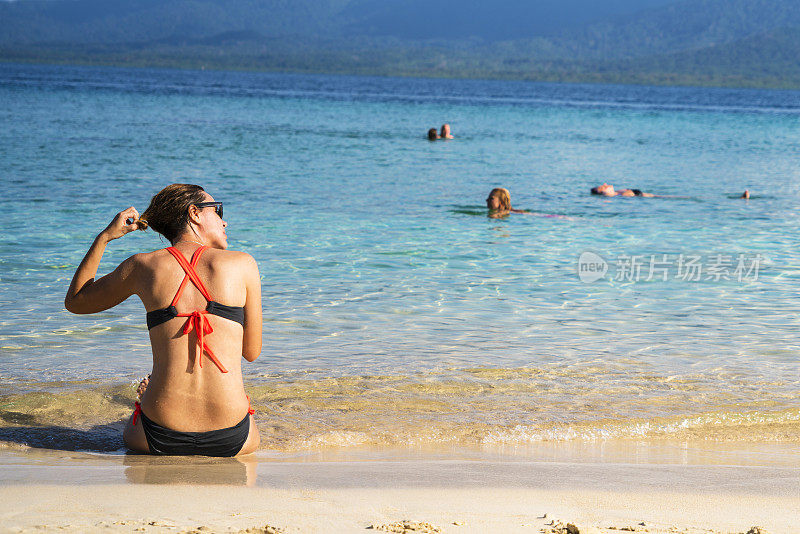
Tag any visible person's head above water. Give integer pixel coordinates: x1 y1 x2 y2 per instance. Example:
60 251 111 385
427 128 439 141
138 183 228 249
741 189 750 199
440 123 453 139
486 187 512 211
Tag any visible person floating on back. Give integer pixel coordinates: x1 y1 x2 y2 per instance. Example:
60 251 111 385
591 183 654 197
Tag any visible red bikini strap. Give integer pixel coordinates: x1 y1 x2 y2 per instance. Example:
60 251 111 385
189 245 206 266
166 246 214 303
132 401 142 425
170 270 191 308
188 247 212 300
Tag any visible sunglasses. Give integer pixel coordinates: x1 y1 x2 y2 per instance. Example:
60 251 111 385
194 202 223 219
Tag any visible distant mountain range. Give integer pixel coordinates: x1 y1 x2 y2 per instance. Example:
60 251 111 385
2 0 800 88
338 0 676 41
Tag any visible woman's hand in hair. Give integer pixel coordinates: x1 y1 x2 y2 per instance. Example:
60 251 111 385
100 207 141 242
66 207 142 314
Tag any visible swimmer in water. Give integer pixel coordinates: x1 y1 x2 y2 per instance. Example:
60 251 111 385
427 128 440 141
591 183 654 197
486 187 527 218
741 190 750 199
440 123 454 139
64 184 262 456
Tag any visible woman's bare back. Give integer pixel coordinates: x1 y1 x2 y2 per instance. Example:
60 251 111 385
134 246 256 431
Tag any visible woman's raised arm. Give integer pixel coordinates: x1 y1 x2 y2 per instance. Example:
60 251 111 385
65 207 141 314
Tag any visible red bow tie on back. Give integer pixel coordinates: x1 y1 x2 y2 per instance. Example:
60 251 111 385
179 310 228 373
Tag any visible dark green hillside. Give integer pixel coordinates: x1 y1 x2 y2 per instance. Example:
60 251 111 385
337 0 674 40
557 0 800 59
0 0 676 44
618 26 800 87
2 0 800 88
0 0 341 44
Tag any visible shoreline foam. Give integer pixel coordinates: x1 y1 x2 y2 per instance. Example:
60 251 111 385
3 369 800 454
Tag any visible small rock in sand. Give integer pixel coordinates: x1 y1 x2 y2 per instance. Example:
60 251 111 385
565 524 600 534
539 523 600 534
368 520 441 533
238 526 284 534
541 520 562 533
745 528 767 534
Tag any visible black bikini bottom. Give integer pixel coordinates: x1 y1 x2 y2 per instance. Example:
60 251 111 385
139 410 250 457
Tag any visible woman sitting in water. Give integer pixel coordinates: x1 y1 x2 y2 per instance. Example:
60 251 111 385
486 187 527 218
591 183 654 197
64 184 262 456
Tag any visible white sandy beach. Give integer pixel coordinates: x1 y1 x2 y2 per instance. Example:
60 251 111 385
1 445 798 534
3 483 795 534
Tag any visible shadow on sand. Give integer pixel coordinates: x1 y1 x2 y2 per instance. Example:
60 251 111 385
0 421 126 452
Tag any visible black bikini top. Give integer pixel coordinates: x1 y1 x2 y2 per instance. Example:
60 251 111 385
146 246 245 330
146 301 245 330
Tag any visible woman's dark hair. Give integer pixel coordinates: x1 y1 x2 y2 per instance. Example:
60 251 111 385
138 184 207 242
590 186 602 195
427 128 439 141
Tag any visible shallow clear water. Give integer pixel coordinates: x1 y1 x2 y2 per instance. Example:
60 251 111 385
1 63 799 452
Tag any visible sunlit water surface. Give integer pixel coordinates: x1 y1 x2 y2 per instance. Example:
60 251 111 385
1 63 799 453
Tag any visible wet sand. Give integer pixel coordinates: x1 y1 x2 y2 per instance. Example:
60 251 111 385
0 445 798 533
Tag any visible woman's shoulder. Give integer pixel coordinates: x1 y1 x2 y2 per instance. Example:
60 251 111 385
131 247 256 272
126 248 171 269
205 247 254 261
118 249 160 269
203 248 259 271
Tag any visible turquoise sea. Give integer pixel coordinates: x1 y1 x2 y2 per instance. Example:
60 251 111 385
1 63 799 454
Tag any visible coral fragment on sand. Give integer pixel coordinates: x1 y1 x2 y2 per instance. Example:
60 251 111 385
238 527 285 534
368 520 442 533
541 522 600 534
